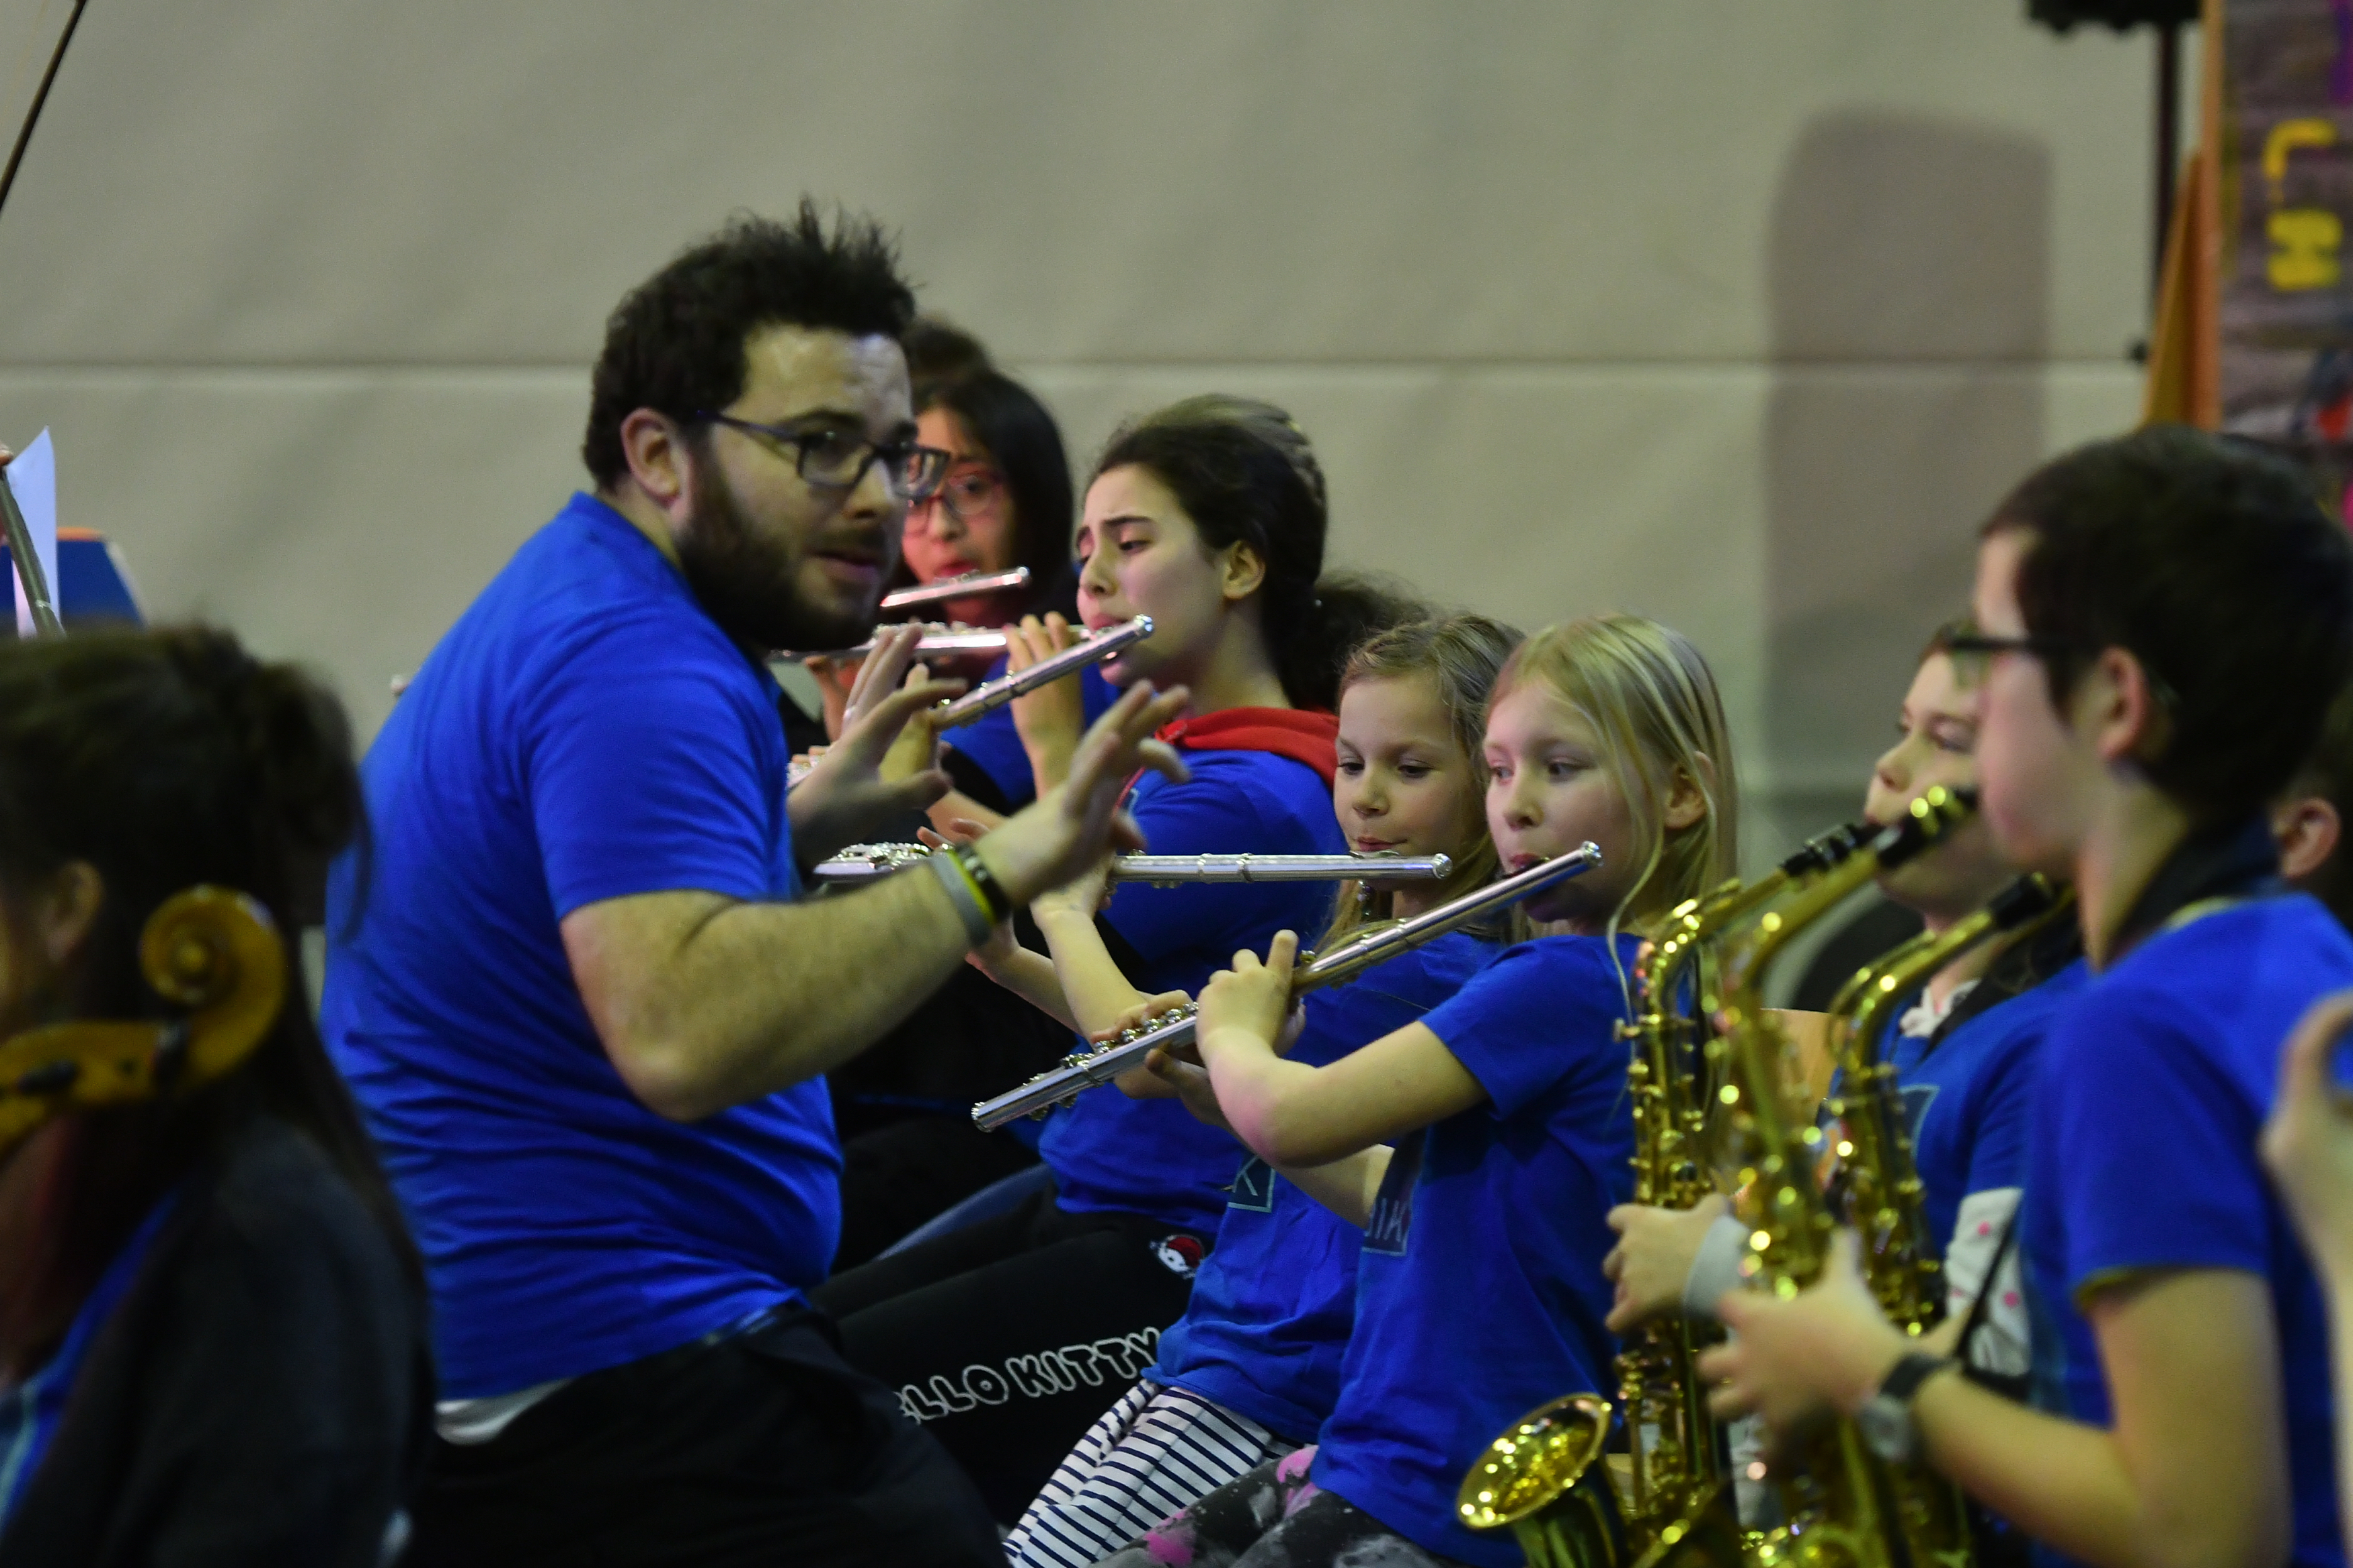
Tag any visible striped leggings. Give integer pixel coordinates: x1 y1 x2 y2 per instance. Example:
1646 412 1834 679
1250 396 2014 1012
1003 1380 1298 1568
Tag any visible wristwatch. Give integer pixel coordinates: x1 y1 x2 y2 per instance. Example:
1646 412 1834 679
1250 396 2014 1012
1856 1351 1955 1464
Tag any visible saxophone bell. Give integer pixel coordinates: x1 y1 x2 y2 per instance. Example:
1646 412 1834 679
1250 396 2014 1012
1458 1394 1628 1568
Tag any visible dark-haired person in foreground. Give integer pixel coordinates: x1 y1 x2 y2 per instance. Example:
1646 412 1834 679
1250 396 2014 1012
1705 427 2353 1568
321 205 1193 1567
0 627 430 1567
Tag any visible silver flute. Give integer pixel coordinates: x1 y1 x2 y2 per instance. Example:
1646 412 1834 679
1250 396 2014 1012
781 625 1011 661
813 843 1453 886
880 566 1031 612
932 615 1152 729
971 841 1603 1130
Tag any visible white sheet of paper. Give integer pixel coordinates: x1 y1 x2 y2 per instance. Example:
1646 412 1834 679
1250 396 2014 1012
9 429 58 636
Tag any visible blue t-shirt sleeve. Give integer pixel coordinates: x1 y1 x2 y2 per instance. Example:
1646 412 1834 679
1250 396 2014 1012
526 612 789 917
2043 990 2270 1294
1102 776 1310 964
1421 940 1625 1117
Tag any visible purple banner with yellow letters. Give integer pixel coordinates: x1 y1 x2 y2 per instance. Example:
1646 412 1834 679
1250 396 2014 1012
2215 0 2353 499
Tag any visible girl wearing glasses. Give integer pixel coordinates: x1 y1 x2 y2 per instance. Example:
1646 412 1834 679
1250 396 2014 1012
828 368 1102 1267
815 395 1417 1522
905 370 1127 820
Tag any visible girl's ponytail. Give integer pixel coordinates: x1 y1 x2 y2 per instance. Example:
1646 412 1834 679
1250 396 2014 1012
1279 575 1431 712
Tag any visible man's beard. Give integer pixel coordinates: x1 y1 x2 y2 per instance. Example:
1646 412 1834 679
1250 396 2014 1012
675 462 877 654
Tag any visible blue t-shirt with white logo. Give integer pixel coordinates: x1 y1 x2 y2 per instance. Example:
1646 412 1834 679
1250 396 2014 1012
1039 749 1345 1234
2023 895 2352 1568
1148 933 1497 1442
1312 934 1638 1568
944 661 1117 811
323 493 840 1400
1882 958 2087 1270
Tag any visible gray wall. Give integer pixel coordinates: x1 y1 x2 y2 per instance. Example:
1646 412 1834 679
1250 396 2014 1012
0 2 2167 863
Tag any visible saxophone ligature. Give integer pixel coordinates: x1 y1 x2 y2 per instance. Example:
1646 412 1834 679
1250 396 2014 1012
970 842 1602 1132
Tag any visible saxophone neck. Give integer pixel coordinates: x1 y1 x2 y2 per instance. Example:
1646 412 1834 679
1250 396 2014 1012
1832 873 2071 1072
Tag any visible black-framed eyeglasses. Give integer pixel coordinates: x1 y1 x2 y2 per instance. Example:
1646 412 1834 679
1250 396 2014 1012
696 411 951 501
1938 632 2078 671
1942 632 2180 710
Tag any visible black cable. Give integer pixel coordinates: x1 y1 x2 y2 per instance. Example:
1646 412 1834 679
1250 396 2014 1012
0 0 92 224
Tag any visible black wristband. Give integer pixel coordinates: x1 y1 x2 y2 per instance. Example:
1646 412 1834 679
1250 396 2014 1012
949 843 1013 925
1878 1350 1956 1405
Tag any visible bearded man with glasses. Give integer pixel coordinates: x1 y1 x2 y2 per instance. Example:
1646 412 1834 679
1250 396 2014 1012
322 205 1192 1567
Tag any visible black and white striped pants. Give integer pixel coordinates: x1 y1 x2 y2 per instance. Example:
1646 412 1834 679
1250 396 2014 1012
1003 1380 1298 1568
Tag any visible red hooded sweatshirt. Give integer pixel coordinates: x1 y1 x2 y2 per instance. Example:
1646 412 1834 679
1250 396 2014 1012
1153 708 1339 788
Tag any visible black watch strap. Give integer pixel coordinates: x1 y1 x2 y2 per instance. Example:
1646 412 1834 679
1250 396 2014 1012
1878 1350 1956 1405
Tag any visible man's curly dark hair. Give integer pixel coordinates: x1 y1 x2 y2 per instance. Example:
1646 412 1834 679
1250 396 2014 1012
581 201 917 487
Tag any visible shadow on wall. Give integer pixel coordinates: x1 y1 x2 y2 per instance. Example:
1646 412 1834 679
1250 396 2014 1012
1759 110 2050 856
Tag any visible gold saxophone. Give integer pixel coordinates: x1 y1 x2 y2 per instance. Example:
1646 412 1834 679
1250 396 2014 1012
1454 825 1874 1568
1614 823 1877 1559
1814 874 2071 1568
1704 786 1973 1568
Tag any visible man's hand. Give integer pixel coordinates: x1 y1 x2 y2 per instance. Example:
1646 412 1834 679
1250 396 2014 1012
2264 990 2353 1288
1605 1193 1730 1332
1008 614 1088 791
787 624 962 861
1700 1229 1910 1439
969 681 1190 906
1196 934 1302 1060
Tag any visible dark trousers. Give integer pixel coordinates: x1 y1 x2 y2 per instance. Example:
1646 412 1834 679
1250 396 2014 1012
405 1307 1000 1568
832 1113 1043 1271
813 1181 1211 1524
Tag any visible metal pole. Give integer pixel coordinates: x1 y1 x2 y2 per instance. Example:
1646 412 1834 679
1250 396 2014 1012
0 467 63 637
2155 19 2182 300
0 0 93 223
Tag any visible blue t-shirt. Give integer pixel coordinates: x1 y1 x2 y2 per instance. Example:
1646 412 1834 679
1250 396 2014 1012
1148 934 1497 1442
944 661 1117 811
1312 935 1639 1568
322 493 840 1399
1881 959 2088 1266
2023 895 2352 1568
1039 748 1345 1233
